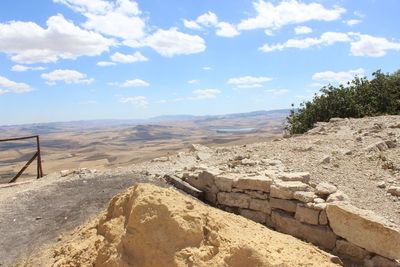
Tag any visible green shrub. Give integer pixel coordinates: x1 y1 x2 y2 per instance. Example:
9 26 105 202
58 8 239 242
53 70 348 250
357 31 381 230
285 70 400 135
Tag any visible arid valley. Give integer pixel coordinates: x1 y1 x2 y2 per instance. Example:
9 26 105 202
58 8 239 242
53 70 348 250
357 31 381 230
0 109 288 184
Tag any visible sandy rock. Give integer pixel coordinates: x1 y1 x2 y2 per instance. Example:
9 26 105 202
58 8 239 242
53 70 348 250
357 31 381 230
293 191 317 203
377 181 386 189
214 174 237 192
244 190 268 200
217 192 250 208
316 182 337 197
277 172 310 183
249 198 271 214
272 210 337 250
295 205 320 225
233 175 273 192
44 183 341 267
271 181 311 200
326 191 349 203
326 203 400 260
239 209 266 224
270 198 298 213
334 239 369 262
151 156 169 162
319 210 328 225
388 186 400 197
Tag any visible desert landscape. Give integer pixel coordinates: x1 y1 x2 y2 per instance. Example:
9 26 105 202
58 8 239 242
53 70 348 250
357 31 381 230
0 109 288 184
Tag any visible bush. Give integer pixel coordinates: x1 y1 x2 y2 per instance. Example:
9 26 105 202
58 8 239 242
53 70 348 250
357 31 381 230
285 70 400 135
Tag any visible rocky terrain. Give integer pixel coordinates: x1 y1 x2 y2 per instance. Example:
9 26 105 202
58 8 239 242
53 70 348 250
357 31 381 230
116 115 400 227
2 115 400 266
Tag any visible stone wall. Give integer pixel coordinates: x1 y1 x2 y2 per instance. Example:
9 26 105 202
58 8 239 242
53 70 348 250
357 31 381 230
168 170 400 267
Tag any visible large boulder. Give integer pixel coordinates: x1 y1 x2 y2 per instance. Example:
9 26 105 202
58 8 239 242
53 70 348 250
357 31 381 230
326 203 400 260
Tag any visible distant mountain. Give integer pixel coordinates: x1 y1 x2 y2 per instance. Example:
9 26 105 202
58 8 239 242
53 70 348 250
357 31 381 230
0 109 290 135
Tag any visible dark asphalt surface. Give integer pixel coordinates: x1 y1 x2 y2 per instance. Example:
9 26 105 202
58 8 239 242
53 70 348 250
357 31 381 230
0 174 149 266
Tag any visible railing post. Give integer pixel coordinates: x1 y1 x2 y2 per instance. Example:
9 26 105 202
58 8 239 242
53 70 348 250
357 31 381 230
36 135 43 178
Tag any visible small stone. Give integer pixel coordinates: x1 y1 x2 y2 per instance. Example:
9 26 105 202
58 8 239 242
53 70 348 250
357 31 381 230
293 191 317 203
314 198 326 204
316 182 337 197
320 155 331 164
377 181 386 189
326 191 349 203
387 186 400 197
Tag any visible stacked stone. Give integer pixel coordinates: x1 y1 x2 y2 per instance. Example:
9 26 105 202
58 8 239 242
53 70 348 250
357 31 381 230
174 169 400 266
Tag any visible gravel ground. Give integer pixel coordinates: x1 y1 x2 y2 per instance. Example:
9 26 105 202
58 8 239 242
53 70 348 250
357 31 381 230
123 115 400 227
0 172 151 266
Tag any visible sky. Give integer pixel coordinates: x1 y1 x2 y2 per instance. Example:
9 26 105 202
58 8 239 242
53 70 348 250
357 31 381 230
0 0 399 125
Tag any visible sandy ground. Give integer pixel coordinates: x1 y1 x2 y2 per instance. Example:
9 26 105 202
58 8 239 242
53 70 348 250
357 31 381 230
0 172 153 267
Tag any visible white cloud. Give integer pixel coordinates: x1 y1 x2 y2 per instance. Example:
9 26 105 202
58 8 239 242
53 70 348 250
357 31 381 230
41 69 94 85
312 68 365 85
183 19 201 30
0 14 114 64
110 51 148 63
97 61 116 66
294 26 312 35
265 89 289 95
192 89 221 99
144 28 206 57
0 75 32 94
109 79 149 88
350 34 400 57
119 96 148 107
187 79 199 84
260 32 351 52
346 19 362 26
196 11 218 27
216 22 240 37
55 0 145 44
203 66 212 70
227 76 272 88
11 65 45 72
183 11 239 38
53 0 113 15
238 0 345 31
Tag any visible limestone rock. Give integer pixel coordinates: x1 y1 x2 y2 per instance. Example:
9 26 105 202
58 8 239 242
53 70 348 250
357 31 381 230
293 191 317 203
249 198 271 214
295 205 320 225
365 255 400 267
326 191 349 203
326 203 400 260
214 174 237 192
233 175 273 192
271 210 337 250
316 182 337 197
239 209 266 224
60 169 73 177
270 181 311 200
277 172 310 183
365 141 389 153
217 192 250 209
334 239 369 262
270 198 298 213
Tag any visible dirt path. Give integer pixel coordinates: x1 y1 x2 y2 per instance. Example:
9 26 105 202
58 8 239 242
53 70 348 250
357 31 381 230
0 173 149 266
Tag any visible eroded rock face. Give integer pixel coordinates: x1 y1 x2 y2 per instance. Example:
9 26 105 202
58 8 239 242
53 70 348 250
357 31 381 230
47 184 341 267
326 203 400 261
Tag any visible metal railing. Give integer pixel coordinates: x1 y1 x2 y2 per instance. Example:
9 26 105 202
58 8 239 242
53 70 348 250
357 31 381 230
0 135 43 183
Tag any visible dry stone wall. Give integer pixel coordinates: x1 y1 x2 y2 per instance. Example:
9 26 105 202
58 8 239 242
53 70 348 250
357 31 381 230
168 169 400 267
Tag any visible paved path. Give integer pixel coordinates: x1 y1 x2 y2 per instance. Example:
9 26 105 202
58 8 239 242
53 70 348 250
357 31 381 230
0 174 149 266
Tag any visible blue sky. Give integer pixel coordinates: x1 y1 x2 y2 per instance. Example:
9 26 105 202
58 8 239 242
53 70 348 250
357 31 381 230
0 0 399 125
